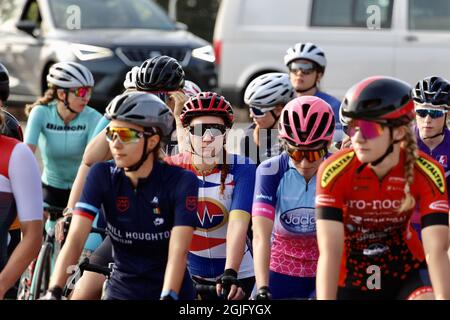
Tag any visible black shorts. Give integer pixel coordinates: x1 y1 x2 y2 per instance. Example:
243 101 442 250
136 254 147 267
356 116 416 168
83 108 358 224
42 183 71 209
89 235 114 267
337 268 432 300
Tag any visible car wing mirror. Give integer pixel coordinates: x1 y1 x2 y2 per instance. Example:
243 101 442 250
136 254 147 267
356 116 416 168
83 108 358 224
175 21 188 31
16 20 38 37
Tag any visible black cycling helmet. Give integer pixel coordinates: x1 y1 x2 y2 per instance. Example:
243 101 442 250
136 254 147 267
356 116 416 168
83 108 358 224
341 76 415 127
136 55 185 92
412 76 450 108
0 63 10 102
1 110 23 141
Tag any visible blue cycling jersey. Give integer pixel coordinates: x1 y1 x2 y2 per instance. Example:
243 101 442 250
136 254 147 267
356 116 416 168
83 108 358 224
315 90 341 122
74 160 199 299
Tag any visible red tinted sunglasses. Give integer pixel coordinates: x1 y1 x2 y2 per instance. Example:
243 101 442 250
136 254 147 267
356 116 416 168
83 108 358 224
347 120 385 140
70 87 92 98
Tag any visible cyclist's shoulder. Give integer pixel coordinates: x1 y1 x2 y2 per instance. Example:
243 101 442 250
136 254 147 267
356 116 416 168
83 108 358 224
81 105 102 118
318 148 357 187
414 150 446 194
228 153 256 170
315 91 341 105
256 153 289 177
158 158 198 185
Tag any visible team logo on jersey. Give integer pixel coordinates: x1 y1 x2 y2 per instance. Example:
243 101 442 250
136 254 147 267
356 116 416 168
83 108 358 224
196 197 228 231
438 155 448 168
116 196 129 212
280 207 316 235
185 196 197 211
321 151 355 188
429 200 449 211
416 156 445 194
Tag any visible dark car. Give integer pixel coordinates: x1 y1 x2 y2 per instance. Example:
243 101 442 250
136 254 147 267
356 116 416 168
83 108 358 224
0 0 217 111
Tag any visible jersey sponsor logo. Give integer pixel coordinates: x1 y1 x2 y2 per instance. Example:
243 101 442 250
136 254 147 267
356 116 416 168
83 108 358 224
315 194 336 206
196 198 228 231
416 156 446 194
363 243 389 257
255 193 273 201
388 177 405 184
279 207 316 235
46 123 86 131
438 155 448 168
429 200 449 211
321 151 355 188
151 196 159 205
116 196 129 212
346 199 401 210
185 196 197 211
153 217 164 226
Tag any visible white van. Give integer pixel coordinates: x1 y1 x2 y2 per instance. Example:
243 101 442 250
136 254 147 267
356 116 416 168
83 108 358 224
213 0 450 106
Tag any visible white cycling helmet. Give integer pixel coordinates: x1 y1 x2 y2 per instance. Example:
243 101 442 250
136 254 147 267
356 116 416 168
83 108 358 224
123 66 139 89
183 80 202 97
284 42 327 71
47 62 94 88
244 72 295 108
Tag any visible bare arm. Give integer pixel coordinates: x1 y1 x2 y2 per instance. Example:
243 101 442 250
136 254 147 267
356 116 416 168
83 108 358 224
169 91 188 153
252 216 273 290
49 215 93 289
422 225 450 300
161 226 194 297
0 220 42 299
83 130 112 166
27 144 37 153
316 219 344 300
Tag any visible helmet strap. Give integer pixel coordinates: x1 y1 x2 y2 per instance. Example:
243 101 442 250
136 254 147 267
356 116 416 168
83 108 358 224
268 110 280 129
371 128 401 167
295 73 319 94
423 114 447 140
60 89 79 114
125 136 151 172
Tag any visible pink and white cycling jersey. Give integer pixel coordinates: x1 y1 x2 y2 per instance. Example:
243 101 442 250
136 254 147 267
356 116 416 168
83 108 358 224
252 153 318 277
166 152 255 281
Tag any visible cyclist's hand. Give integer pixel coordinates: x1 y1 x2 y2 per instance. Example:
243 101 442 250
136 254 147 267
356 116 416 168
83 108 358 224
168 91 188 118
40 287 62 300
216 268 245 300
54 217 66 243
255 286 272 300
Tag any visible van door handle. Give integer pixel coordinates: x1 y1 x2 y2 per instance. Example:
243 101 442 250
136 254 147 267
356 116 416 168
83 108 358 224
405 35 418 42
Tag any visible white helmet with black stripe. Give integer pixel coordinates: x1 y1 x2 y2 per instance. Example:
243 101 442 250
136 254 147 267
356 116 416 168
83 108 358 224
284 42 327 71
244 72 294 108
123 66 139 89
47 61 95 88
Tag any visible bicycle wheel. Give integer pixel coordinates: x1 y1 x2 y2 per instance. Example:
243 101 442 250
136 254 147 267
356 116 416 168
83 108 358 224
29 243 52 300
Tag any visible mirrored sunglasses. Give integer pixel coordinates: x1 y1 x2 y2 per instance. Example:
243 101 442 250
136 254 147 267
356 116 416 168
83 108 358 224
70 87 92 98
347 119 385 140
249 106 275 118
415 108 447 119
105 127 155 144
287 146 327 162
289 62 316 75
188 123 227 138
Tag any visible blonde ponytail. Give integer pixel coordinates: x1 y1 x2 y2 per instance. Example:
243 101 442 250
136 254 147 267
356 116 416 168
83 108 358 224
25 87 58 116
398 127 418 212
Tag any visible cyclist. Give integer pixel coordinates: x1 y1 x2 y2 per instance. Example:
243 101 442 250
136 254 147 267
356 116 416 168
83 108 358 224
252 96 335 300
166 92 256 300
284 42 341 121
58 58 188 299
0 108 43 299
24 62 101 210
45 92 198 300
239 72 295 165
411 76 450 237
315 76 450 300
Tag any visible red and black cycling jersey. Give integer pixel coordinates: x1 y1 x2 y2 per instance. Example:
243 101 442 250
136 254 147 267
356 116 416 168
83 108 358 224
315 148 449 291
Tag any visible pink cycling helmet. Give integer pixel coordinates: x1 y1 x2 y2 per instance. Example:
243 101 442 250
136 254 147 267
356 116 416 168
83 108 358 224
279 96 335 146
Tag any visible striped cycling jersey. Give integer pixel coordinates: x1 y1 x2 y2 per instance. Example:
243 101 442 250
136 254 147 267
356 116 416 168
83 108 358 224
166 152 256 281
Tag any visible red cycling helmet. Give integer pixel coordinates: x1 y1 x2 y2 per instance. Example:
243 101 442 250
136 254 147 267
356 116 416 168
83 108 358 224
279 96 335 147
180 92 234 127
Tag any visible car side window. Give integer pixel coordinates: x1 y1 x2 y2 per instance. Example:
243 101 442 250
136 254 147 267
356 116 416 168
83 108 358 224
409 0 450 30
0 0 26 25
310 0 393 29
21 0 42 28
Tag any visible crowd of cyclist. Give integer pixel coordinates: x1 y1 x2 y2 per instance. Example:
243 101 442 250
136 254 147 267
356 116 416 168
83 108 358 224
0 40 449 300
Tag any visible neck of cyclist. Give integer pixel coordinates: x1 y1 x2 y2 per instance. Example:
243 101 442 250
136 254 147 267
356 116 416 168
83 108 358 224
296 85 318 97
369 142 402 180
56 100 77 124
125 152 155 188
420 126 446 151
192 151 221 173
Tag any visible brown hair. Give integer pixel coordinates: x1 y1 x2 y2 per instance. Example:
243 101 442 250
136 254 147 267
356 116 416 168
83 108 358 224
398 126 418 212
0 108 5 132
219 151 230 197
25 87 58 116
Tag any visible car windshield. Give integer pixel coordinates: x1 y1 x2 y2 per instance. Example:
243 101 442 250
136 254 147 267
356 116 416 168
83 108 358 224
49 0 176 30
